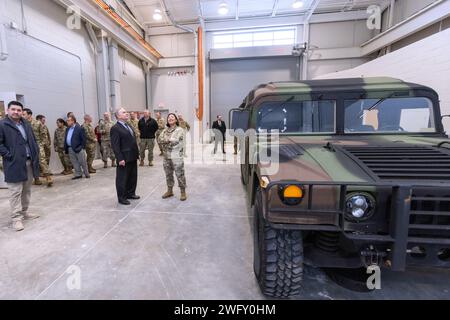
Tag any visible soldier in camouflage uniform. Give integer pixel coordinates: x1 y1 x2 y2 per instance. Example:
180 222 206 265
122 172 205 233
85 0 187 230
23 109 53 187
127 112 140 146
99 112 116 168
158 113 187 201
37 115 52 166
155 112 165 156
54 118 73 175
82 114 97 174
177 114 190 158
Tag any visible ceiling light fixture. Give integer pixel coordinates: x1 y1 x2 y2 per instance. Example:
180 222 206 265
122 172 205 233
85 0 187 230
218 1 229 15
292 0 304 9
153 9 162 21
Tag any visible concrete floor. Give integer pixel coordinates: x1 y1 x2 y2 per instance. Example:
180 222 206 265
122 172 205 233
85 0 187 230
1 144 450 300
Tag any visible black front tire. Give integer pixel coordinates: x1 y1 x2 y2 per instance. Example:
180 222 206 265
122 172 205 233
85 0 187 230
253 187 304 298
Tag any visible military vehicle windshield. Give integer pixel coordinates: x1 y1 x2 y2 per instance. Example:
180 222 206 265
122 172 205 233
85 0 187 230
256 100 335 134
344 97 435 133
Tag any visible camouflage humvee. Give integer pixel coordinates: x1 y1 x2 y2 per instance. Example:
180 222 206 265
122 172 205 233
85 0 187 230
230 77 450 298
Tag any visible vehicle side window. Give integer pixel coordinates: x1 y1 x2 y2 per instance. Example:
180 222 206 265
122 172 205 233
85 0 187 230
256 100 336 134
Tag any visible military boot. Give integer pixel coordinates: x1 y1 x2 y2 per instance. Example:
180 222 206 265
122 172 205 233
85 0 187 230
46 176 53 187
162 187 174 199
88 165 97 174
33 178 42 186
112 160 116 167
149 161 154 167
180 188 187 201
139 160 144 167
103 161 108 168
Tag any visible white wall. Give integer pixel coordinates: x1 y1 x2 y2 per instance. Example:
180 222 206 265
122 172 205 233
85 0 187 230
0 0 98 172
148 32 196 126
118 46 146 110
150 67 195 124
316 28 450 131
149 33 195 58
307 19 374 79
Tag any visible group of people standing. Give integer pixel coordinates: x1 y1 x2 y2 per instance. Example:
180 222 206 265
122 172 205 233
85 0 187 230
0 101 190 231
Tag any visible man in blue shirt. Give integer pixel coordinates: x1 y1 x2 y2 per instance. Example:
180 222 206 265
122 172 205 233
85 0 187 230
64 115 90 179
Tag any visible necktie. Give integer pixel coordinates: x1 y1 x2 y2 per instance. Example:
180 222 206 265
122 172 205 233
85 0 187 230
124 123 134 136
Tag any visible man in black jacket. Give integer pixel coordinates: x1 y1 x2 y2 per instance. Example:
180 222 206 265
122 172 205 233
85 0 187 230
64 115 90 179
212 115 227 154
0 101 40 231
111 107 140 205
138 110 158 167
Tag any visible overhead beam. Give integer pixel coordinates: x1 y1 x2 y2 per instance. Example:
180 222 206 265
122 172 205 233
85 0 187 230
361 0 450 56
54 0 160 65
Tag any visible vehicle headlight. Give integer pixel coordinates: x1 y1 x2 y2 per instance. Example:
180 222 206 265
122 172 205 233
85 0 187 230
345 192 375 221
278 184 304 206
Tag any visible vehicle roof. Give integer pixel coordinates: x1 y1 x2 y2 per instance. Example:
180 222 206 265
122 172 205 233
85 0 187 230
242 77 436 107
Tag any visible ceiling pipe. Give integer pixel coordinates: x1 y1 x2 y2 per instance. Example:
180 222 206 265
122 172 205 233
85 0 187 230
160 0 196 33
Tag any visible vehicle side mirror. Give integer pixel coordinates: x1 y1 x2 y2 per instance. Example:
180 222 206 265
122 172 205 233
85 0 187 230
229 108 250 132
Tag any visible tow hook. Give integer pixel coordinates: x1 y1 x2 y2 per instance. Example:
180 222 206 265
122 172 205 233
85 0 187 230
360 245 387 268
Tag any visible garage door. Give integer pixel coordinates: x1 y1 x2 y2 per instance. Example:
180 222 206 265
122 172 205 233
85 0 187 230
210 57 300 126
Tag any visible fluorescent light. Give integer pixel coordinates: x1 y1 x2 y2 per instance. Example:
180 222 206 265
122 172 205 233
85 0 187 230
153 9 162 21
292 0 304 9
218 1 229 15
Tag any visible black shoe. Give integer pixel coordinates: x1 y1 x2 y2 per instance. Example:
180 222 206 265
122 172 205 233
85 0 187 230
72 176 82 180
85 175 91 179
118 199 131 205
127 195 141 200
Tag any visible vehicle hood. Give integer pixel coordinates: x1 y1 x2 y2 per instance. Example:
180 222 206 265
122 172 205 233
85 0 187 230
260 134 450 184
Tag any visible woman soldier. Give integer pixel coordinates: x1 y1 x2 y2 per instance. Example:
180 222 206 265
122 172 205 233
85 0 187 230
158 113 187 201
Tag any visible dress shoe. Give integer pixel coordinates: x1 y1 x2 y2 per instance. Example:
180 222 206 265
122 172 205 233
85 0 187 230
72 176 82 180
127 195 140 200
119 199 131 205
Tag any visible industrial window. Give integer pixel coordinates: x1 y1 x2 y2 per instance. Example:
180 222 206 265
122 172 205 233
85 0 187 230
212 27 296 49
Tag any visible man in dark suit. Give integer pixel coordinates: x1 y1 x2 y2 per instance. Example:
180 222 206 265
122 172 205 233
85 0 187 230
64 115 90 179
110 107 140 205
0 101 40 231
212 115 227 154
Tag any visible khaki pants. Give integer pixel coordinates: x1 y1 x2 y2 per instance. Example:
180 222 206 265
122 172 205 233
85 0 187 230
140 138 155 162
7 161 33 222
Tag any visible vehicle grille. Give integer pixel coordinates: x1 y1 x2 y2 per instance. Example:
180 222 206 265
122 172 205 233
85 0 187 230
342 145 450 181
409 190 450 240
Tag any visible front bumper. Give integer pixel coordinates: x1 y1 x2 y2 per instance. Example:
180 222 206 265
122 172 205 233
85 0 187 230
263 181 450 271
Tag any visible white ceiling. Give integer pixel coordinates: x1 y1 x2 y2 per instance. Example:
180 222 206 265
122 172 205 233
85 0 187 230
124 0 389 27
